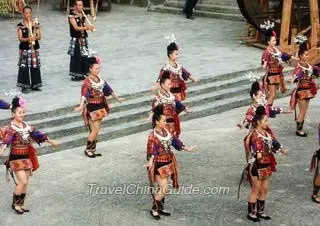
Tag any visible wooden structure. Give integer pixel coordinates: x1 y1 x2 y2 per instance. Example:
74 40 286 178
237 0 320 64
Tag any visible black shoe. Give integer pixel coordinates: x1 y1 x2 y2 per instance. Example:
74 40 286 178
31 87 42 91
21 88 29 94
257 213 271 220
186 16 195 20
93 152 102 157
158 209 171 216
311 195 320 203
150 210 161 220
247 214 260 222
84 150 96 158
296 131 308 137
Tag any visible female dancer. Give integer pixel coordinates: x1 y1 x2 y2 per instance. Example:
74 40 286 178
144 105 196 220
17 6 42 93
0 97 59 214
289 38 320 137
74 57 125 158
147 71 192 137
260 22 297 106
237 81 286 130
153 42 199 101
241 106 288 222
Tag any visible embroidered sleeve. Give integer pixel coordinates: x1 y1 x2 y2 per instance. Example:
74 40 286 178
175 100 185 114
0 99 10 109
157 69 165 82
313 66 320 77
266 105 282 118
103 81 113 97
2 127 14 145
251 133 263 153
181 67 191 80
146 133 159 160
171 137 184 151
292 66 304 82
271 139 282 153
30 125 48 145
151 96 160 112
266 126 276 139
81 81 90 99
281 52 291 62
261 50 270 66
244 108 255 125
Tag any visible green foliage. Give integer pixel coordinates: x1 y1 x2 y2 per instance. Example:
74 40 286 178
0 0 10 16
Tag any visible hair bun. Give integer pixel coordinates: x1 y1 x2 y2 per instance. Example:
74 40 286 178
11 97 20 108
167 42 178 52
250 81 261 98
255 106 266 116
153 104 164 116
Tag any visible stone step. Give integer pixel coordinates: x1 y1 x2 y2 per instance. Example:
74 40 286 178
37 83 252 139
1 67 294 155
37 79 295 156
0 67 261 126
28 73 253 130
37 92 251 155
148 5 244 21
164 1 241 15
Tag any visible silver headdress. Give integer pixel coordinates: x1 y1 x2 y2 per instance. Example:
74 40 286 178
164 33 176 44
4 89 23 98
81 47 97 58
260 20 275 30
245 71 261 82
294 34 308 45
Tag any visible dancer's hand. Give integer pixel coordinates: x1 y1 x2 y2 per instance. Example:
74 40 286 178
74 105 84 113
47 138 60 147
237 123 244 129
151 83 159 93
191 76 200 83
183 145 197 152
281 107 293 114
0 145 6 156
117 97 125 103
185 107 192 114
280 148 289 155
143 160 153 170
145 112 154 122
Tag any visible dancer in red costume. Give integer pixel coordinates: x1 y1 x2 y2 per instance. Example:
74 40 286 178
0 97 59 214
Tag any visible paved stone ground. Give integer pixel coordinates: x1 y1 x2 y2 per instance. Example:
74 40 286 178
0 95 319 226
0 3 261 118
2 3 318 226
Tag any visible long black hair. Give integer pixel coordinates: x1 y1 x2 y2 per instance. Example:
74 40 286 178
253 106 266 128
298 41 309 58
249 81 260 99
152 105 164 128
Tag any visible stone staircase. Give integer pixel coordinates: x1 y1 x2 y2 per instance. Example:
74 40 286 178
147 0 244 21
0 67 294 156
